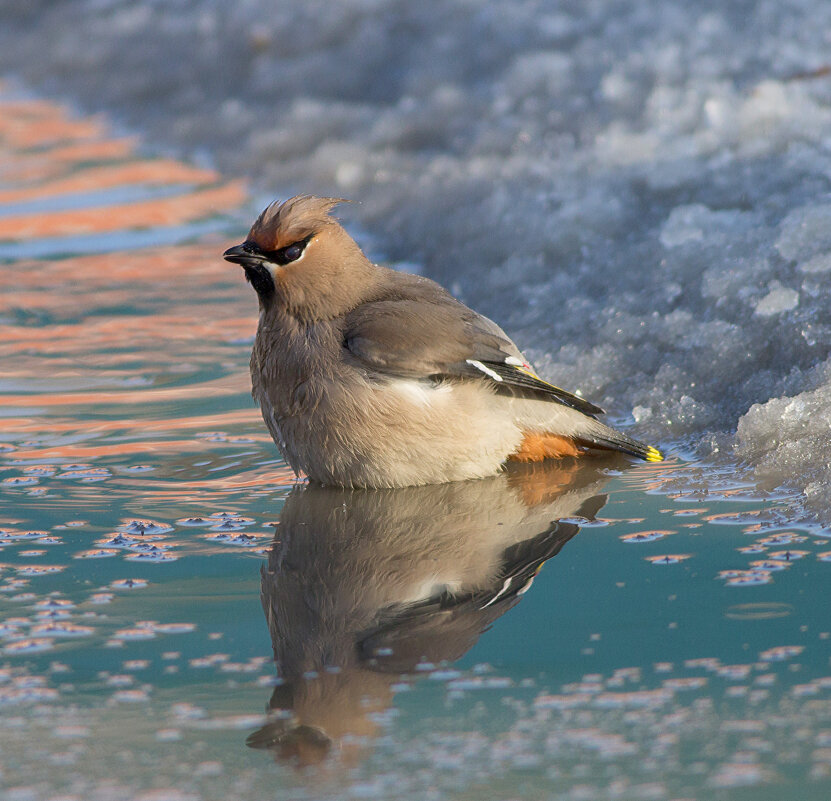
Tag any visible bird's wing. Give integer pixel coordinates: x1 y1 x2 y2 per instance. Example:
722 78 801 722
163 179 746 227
342 296 604 416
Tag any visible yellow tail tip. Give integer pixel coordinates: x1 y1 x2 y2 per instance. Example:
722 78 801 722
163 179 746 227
645 446 664 463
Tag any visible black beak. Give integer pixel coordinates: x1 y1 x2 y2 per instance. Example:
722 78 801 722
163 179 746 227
223 242 265 269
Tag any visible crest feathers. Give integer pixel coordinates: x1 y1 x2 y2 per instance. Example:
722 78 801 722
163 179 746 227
248 195 349 250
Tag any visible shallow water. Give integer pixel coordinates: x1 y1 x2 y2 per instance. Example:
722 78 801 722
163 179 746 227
2 91 831 801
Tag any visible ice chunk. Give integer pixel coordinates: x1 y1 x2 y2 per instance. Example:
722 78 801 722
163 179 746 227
660 205 752 249
775 204 831 262
798 253 831 274
735 374 831 515
753 282 799 316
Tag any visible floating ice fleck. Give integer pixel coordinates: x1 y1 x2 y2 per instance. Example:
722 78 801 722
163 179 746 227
113 628 156 641
748 560 790 572
593 689 673 709
792 683 820 697
22 465 56 477
33 598 74 610
57 467 111 481
2 476 39 487
175 517 213 526
97 533 168 549
9 592 37 603
759 645 804 661
105 674 135 687
152 623 196 634
74 549 118 559
110 578 149 590
123 542 173 554
0 684 60 704
662 677 707 690
203 532 265 546
6 530 49 541
757 533 808 546
171 702 207 720
684 658 722 671
705 511 780 527
621 530 674 543
155 728 183 741
708 761 772 789
534 693 592 710
34 609 72 620
737 545 766 554
30 622 94 638
117 519 173 535
16 565 65 576
645 554 691 564
765 550 809 561
725 572 773 587
717 664 752 680
110 689 151 703
208 519 247 531
4 638 54 654
124 551 178 563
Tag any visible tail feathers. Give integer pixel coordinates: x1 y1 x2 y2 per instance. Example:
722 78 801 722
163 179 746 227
576 421 664 463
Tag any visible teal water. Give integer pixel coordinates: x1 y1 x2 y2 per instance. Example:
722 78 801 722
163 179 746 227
2 152 831 801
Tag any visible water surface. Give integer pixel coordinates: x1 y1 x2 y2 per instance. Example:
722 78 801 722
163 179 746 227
1 90 830 801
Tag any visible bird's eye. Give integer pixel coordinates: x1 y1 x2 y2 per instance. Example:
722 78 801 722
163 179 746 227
265 237 310 265
282 242 304 262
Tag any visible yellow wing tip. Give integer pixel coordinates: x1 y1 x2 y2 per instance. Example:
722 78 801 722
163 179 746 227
645 447 664 463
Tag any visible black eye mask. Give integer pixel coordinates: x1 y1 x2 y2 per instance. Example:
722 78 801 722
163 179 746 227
261 236 312 265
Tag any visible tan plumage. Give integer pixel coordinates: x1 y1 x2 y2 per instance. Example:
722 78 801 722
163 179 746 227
224 195 663 488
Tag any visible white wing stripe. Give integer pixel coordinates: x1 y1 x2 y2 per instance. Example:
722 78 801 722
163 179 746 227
466 359 503 382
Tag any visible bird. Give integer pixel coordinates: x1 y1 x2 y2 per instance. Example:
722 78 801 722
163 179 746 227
223 195 663 488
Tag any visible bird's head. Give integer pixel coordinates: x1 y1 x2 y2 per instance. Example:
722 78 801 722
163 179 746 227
224 195 376 320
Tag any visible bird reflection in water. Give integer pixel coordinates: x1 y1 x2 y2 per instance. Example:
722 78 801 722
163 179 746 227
247 458 624 765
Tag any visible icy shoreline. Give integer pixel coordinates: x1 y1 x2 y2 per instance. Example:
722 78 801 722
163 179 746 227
3 0 831 520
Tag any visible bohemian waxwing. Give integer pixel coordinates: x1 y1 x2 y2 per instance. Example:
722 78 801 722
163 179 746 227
223 195 663 488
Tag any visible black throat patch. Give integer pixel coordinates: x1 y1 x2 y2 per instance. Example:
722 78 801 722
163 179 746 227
244 264 276 301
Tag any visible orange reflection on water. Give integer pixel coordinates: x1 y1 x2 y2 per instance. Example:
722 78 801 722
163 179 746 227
0 90 269 484
1 241 241 290
0 182 246 239
0 139 137 184
0 372 249 409
0 314 254 355
0 160 221 204
1 409 259 437
0 98 106 148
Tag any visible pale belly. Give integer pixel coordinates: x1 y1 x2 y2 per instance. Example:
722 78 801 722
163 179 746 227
256 378 530 488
